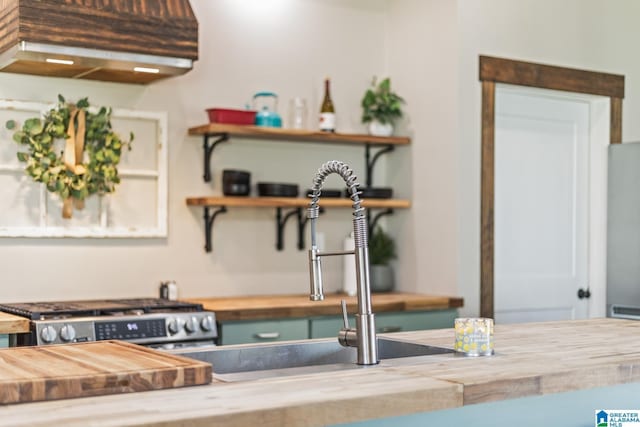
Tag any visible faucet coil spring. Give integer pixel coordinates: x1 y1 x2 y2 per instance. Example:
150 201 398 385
308 160 365 220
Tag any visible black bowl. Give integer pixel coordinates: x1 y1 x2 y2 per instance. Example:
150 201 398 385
222 169 251 196
305 188 342 198
344 187 393 199
257 182 299 197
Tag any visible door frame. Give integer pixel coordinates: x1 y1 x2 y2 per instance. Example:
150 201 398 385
479 55 625 318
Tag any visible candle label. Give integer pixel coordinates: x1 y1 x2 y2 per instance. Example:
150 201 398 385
454 317 494 356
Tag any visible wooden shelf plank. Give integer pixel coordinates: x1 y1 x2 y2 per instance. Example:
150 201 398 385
188 123 410 146
186 196 411 209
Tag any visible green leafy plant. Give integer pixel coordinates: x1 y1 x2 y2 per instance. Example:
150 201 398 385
361 77 405 125
369 226 397 266
5 94 133 218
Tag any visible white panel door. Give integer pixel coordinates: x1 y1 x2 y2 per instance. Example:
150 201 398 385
495 87 590 323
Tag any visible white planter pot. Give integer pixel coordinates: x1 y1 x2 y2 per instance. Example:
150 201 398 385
370 264 395 292
367 121 394 137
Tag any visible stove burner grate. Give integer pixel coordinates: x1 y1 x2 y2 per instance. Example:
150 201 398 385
0 298 204 320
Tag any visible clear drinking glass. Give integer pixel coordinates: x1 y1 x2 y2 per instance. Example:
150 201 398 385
288 97 308 129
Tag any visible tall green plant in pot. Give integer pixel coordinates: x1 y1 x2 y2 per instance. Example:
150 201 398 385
361 77 405 137
368 226 397 292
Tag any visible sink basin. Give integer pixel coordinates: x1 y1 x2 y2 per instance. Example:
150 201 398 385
170 337 453 382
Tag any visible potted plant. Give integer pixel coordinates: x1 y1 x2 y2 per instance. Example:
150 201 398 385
361 77 405 137
368 226 397 292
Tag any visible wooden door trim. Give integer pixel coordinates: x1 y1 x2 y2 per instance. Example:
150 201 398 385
480 56 625 98
479 56 624 318
480 80 495 318
611 97 623 145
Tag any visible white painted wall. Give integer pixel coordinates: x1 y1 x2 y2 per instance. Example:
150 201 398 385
2 0 639 316
385 0 459 301
0 0 391 301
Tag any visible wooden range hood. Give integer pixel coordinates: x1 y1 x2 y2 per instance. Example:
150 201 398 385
0 0 198 84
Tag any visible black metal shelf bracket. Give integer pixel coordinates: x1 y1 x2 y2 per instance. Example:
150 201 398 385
276 207 300 251
203 133 229 182
203 206 227 252
275 206 326 251
365 144 395 187
367 208 394 236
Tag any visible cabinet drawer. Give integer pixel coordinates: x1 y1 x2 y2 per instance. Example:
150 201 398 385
309 316 354 339
376 310 457 333
309 309 457 338
219 319 308 345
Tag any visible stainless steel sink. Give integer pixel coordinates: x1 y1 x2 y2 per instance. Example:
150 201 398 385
171 337 453 382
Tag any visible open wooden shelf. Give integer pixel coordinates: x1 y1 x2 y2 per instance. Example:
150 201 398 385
186 124 412 252
188 123 411 146
186 196 411 209
186 196 410 252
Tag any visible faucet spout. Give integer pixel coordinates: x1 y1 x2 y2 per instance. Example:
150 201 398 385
308 246 324 301
307 160 378 365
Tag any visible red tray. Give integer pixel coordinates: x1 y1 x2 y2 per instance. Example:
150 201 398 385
206 108 256 125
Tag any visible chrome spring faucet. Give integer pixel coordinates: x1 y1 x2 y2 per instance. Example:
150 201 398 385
307 160 378 365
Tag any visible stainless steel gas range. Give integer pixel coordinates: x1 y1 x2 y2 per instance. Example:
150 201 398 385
0 298 217 349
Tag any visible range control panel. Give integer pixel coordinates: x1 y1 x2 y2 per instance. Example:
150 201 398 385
32 312 217 346
95 318 167 341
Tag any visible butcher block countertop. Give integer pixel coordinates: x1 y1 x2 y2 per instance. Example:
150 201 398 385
186 292 463 321
0 341 211 405
1 318 639 426
0 312 30 334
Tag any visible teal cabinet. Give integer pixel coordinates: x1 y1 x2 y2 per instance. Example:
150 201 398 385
219 319 308 345
309 309 458 340
309 316 354 339
0 334 7 348
220 309 458 345
376 309 457 333
334 382 640 427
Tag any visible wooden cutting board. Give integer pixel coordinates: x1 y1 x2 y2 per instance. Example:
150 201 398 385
0 340 211 405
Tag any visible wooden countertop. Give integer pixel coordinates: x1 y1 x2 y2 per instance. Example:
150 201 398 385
0 341 211 404
186 292 464 321
0 312 30 334
1 318 639 426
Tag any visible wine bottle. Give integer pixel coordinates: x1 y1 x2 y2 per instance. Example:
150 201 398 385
319 78 336 132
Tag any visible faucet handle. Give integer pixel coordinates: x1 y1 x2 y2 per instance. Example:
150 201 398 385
340 299 350 329
339 299 357 348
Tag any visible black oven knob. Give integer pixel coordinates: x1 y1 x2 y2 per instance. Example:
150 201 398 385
60 325 76 342
185 316 198 334
167 318 183 335
200 315 215 332
40 325 57 343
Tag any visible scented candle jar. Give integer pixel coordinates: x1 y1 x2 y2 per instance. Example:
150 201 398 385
454 317 494 356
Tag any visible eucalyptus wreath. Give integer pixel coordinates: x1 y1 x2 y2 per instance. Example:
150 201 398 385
5 95 133 218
